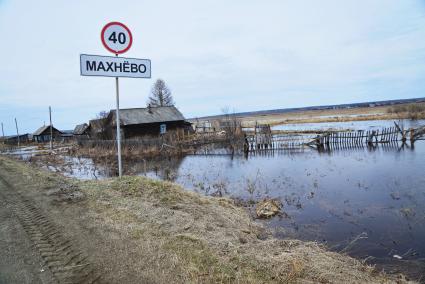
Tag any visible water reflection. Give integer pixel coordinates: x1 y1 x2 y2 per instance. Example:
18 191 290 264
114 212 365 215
142 140 425 277
4 137 425 278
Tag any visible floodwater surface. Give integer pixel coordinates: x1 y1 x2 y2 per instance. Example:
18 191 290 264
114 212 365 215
143 141 425 276
272 118 425 131
3 121 425 278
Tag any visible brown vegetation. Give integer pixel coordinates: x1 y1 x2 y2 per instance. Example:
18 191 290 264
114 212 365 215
70 143 184 162
387 103 425 120
205 103 425 128
71 129 239 162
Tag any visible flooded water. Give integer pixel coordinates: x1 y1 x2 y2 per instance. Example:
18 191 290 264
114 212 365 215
3 120 425 278
272 118 425 131
141 141 425 276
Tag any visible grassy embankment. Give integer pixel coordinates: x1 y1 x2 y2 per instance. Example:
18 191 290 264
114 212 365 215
0 155 411 283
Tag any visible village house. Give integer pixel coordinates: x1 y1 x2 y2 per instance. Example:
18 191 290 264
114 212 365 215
88 118 108 139
190 115 243 134
192 120 214 133
33 125 63 143
104 105 192 139
60 130 75 142
2 134 30 145
73 123 90 137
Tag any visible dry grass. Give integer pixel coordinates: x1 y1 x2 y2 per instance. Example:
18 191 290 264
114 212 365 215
387 103 425 120
0 156 414 283
235 104 425 127
0 143 19 152
71 144 180 161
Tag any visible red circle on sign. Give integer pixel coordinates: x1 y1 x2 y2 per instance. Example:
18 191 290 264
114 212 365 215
101 22 133 54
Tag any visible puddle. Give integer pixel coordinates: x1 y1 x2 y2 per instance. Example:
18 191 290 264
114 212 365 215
58 156 111 180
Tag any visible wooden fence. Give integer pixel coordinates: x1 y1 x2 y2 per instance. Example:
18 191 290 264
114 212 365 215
246 133 309 151
314 127 400 146
245 124 425 152
77 123 425 153
77 131 231 150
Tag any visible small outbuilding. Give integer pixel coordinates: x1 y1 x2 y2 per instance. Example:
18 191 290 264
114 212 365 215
60 130 75 142
73 123 90 136
33 125 63 143
88 118 108 139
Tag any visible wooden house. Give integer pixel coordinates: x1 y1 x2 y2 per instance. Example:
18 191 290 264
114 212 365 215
73 123 90 137
33 125 63 143
105 106 192 139
88 118 108 139
3 134 30 145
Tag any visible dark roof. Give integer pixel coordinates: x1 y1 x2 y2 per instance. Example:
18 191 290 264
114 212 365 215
89 118 106 131
73 123 89 135
4 134 29 140
33 125 62 136
109 106 185 126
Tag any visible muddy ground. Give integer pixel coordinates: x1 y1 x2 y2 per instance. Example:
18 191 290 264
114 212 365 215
0 155 413 283
0 183 55 284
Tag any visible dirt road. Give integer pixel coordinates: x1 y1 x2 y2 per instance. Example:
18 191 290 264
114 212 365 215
0 177 55 284
0 175 99 284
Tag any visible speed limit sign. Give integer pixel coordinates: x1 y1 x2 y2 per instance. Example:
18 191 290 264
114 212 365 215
101 22 133 54
81 21 151 178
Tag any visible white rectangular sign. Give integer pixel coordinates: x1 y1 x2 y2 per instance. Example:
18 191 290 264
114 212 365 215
160 124 166 134
80 54 151 78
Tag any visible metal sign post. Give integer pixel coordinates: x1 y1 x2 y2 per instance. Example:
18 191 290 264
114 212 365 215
103 22 133 178
80 21 151 178
115 54 123 177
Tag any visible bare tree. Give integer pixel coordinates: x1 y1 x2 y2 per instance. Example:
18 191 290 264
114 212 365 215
220 106 241 147
147 79 175 107
96 111 109 120
93 111 109 139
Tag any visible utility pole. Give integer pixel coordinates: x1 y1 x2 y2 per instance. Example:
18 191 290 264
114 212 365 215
14 118 20 147
1 122 4 138
49 106 53 151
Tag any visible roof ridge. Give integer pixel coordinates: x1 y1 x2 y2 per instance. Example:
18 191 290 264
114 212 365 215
110 105 175 112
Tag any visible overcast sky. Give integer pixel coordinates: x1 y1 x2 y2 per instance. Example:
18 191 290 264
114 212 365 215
1 0 425 134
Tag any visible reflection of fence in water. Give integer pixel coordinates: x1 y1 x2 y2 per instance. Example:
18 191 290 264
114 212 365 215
315 140 403 153
246 133 314 151
248 146 306 157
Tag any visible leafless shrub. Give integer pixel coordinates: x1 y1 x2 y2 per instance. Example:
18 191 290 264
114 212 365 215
387 103 425 120
220 106 243 149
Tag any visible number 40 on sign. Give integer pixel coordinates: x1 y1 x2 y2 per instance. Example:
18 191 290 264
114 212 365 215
101 22 133 54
